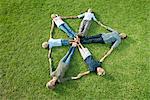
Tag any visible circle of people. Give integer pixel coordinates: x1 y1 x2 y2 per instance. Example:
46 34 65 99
42 8 127 89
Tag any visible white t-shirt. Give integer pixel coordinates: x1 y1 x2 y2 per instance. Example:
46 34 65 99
48 38 62 48
77 12 97 21
79 47 91 60
53 16 65 27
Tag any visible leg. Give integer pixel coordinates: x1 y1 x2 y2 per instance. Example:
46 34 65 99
61 47 73 62
81 20 91 36
64 47 76 64
61 40 70 46
84 33 103 39
63 23 76 38
78 20 86 34
81 34 105 44
59 23 75 38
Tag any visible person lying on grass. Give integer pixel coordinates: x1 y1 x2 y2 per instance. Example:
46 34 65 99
51 14 77 38
77 8 102 36
71 43 105 80
46 42 77 89
76 25 127 62
64 8 102 36
42 38 77 58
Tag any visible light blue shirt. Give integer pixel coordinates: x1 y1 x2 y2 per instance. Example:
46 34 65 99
102 28 121 48
48 38 62 48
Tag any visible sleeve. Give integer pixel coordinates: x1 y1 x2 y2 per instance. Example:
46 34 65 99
92 14 97 21
77 13 85 18
111 38 121 49
48 39 52 49
58 77 72 83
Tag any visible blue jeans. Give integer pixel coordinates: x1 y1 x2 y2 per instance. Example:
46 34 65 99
62 46 76 64
59 23 76 38
61 40 69 46
80 34 105 44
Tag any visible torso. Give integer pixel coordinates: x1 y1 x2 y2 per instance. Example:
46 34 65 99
51 61 69 82
53 16 65 27
83 12 94 21
102 31 121 44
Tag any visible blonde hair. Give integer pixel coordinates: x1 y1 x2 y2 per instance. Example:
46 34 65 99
88 8 92 12
120 33 127 39
46 81 55 89
51 14 58 18
42 42 48 48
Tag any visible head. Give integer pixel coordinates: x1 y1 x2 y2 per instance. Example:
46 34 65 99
87 8 92 13
119 33 127 39
51 14 58 19
96 67 105 76
46 77 57 89
42 42 48 49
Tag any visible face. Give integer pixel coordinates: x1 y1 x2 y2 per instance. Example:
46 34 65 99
96 67 105 76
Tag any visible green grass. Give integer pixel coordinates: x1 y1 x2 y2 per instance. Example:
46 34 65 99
0 0 150 99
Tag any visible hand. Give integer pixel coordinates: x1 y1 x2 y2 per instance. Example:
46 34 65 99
72 42 77 47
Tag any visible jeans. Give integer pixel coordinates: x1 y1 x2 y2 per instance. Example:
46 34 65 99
62 46 76 64
78 20 91 36
59 23 76 38
80 34 105 44
61 40 69 46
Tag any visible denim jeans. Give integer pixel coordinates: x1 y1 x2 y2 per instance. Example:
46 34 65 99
59 23 76 38
80 34 105 44
62 46 76 64
78 20 91 36
61 40 69 46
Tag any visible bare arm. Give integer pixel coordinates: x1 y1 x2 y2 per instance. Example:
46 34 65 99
100 47 114 62
60 16 78 19
49 20 55 38
48 49 52 58
71 71 90 80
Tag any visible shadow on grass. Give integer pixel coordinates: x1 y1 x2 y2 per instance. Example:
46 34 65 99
53 80 79 95
102 73 115 81
117 36 136 52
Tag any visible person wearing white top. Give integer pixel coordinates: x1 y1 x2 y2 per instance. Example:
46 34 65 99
77 8 102 36
51 14 76 38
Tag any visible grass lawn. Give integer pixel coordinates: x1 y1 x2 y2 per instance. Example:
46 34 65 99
0 0 150 99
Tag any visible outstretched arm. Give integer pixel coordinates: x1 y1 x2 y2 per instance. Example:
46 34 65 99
100 47 114 62
100 24 116 32
49 20 55 38
48 49 52 58
71 71 90 80
61 16 78 19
